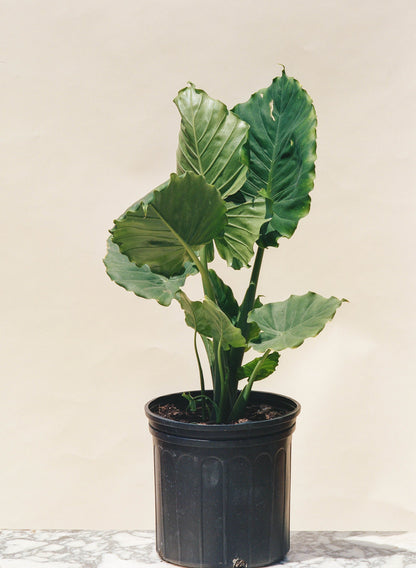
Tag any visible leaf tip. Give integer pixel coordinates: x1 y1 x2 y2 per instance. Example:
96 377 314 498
277 62 286 75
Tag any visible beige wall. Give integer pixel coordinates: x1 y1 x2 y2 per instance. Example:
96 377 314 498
1 0 415 529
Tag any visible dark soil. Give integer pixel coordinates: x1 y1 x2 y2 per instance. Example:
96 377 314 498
156 401 288 425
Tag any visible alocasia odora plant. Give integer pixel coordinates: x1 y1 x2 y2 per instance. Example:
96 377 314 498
104 70 346 423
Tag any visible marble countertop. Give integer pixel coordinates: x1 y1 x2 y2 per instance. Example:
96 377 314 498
0 530 415 567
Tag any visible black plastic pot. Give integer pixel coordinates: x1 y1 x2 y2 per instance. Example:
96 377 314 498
145 390 300 568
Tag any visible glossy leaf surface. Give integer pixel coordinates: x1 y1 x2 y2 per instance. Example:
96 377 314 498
177 291 246 350
215 198 267 269
111 172 226 277
248 292 345 351
104 238 196 306
175 84 249 198
233 71 317 244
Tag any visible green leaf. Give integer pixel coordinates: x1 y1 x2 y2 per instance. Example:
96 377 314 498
203 241 215 263
248 292 346 352
177 291 246 350
175 83 249 198
237 351 280 381
233 70 317 245
208 269 239 322
111 172 227 277
215 198 268 269
104 238 196 306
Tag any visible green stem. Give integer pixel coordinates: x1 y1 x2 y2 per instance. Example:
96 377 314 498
193 331 206 421
229 246 265 388
189 249 215 301
228 348 271 421
238 245 264 336
216 340 227 423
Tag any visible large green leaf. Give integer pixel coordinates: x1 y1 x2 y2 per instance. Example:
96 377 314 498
237 351 280 381
248 292 346 352
215 198 268 269
111 172 226 277
103 238 196 306
175 84 249 198
177 291 246 350
233 70 317 245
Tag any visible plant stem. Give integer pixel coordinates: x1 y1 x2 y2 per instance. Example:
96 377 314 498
216 340 227 423
193 331 206 421
228 348 271 421
189 249 215 301
228 246 265 388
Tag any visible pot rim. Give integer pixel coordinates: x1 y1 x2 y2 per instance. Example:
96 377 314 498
145 390 301 441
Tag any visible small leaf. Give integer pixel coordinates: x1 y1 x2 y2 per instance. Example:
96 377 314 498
208 269 239 322
175 84 249 198
177 291 246 350
237 352 280 381
215 198 268 269
248 292 346 352
103 238 196 306
111 172 226 277
233 71 317 245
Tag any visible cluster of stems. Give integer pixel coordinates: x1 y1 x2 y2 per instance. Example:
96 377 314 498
194 245 266 423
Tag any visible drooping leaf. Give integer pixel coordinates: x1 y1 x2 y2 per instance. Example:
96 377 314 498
175 84 249 198
248 292 346 352
237 351 280 381
111 172 226 277
233 70 317 245
215 198 268 269
177 291 246 350
104 238 196 306
208 269 239 322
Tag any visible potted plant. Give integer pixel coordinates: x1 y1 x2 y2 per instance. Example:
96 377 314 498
104 69 345 568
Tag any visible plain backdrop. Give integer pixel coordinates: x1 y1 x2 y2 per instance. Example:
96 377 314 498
1 0 415 530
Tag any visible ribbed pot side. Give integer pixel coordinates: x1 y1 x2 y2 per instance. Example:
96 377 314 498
145 391 301 568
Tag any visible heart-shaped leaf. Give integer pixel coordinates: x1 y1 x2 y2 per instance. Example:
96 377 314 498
175 83 249 198
111 172 226 277
177 291 246 350
248 292 346 352
233 70 317 245
103 238 196 306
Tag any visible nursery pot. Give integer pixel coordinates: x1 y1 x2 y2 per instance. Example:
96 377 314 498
145 390 301 568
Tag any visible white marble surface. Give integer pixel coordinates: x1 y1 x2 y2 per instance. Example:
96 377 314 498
0 531 415 567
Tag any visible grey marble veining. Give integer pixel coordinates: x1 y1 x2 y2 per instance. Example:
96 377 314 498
0 530 414 567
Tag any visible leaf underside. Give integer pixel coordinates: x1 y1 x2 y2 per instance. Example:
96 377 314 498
177 291 246 350
104 238 196 306
248 292 346 352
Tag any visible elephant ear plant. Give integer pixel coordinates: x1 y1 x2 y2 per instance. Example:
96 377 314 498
104 70 346 424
